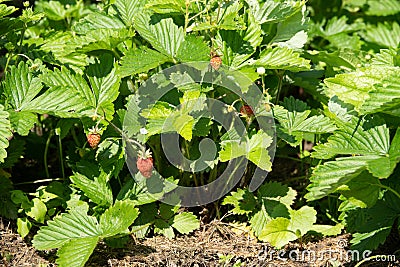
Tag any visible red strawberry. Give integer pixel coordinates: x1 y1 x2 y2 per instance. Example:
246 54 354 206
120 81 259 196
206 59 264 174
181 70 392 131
87 133 101 148
210 56 222 70
240 105 254 117
137 149 153 178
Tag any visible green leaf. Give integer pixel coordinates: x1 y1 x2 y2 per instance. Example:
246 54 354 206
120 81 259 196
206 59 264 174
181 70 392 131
310 223 344 236
259 206 316 248
70 172 113 207
119 47 170 77
17 217 32 238
365 0 400 16
100 200 139 237
324 66 400 115
258 217 293 248
37 1 66 21
41 67 96 107
219 132 273 171
113 0 145 26
319 16 364 37
254 47 310 72
22 86 89 118
134 13 184 58
247 0 305 24
0 139 25 168
145 0 187 14
172 113 194 141
176 35 210 62
312 117 390 159
215 12 262 68
172 212 200 234
258 181 297 208
26 198 47 223
72 12 125 34
337 172 381 208
154 218 175 238
222 188 257 215
0 4 18 18
3 62 43 111
32 209 101 250
0 104 11 163
56 236 99 267
362 22 400 48
305 157 371 201
95 138 124 174
72 28 134 54
271 5 309 49
250 182 296 237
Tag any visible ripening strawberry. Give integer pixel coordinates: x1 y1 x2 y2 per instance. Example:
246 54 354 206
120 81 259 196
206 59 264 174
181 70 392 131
137 149 153 178
210 55 222 70
240 105 254 117
87 127 101 149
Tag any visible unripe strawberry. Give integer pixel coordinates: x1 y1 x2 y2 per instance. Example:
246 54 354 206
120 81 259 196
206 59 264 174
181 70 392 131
137 149 153 178
210 55 222 70
240 105 254 117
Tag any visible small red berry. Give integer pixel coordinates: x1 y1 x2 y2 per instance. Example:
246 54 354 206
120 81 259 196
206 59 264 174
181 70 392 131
240 105 254 117
87 126 102 149
136 149 153 178
87 133 101 149
210 56 222 70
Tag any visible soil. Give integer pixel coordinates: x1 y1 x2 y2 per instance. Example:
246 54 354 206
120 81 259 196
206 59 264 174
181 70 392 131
1 218 399 267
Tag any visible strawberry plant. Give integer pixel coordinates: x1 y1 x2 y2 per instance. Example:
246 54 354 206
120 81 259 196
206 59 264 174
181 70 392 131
0 0 399 266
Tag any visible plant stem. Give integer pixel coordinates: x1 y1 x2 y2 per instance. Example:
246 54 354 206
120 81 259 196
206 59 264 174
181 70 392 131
376 184 400 200
183 0 190 34
274 70 284 105
58 134 65 179
44 130 54 179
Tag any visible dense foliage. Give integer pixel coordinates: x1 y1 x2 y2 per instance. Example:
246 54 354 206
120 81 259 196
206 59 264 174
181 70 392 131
0 0 399 266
